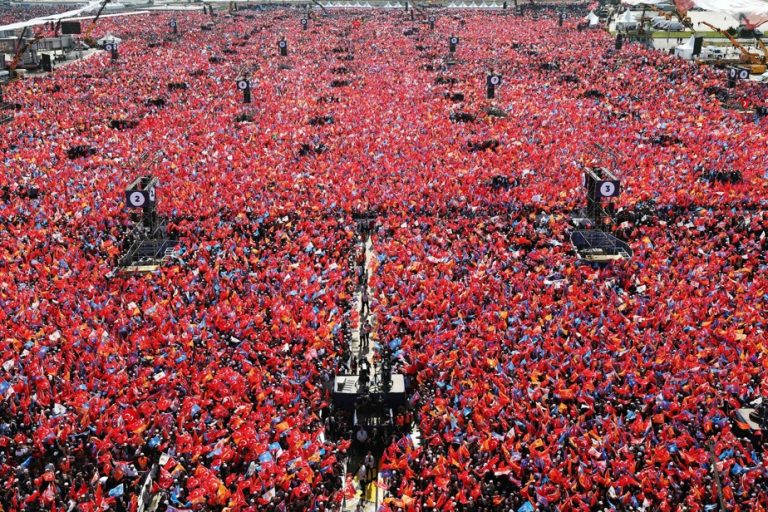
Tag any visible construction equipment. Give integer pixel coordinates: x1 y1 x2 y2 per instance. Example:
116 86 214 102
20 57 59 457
756 36 768 61
8 27 44 79
639 2 693 31
310 0 328 15
700 21 767 74
83 0 111 44
736 14 767 38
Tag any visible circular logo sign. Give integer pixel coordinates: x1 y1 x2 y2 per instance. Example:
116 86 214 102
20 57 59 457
170 20 177 28
429 16 436 22
489 75 500 86
450 37 458 44
301 19 308 25
237 79 249 90
599 181 616 197
129 191 146 207
105 43 113 51
279 40 287 48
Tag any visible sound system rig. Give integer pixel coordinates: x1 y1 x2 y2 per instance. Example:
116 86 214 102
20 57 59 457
726 66 750 88
570 167 633 263
449 35 458 53
104 41 119 61
486 72 502 99
118 176 180 272
692 36 703 57
41 54 53 72
236 77 257 104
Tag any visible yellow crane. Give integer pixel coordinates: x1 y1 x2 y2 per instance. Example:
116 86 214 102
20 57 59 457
8 27 44 79
83 0 111 44
756 36 768 60
700 21 767 74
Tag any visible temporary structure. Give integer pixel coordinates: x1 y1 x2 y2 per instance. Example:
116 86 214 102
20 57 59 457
674 35 697 59
97 34 122 46
616 10 639 30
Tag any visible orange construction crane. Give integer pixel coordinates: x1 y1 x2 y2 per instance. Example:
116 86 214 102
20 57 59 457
700 21 767 74
756 36 768 60
83 0 111 43
8 27 44 79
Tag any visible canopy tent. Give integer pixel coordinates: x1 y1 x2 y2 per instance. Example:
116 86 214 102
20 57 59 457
674 35 697 59
616 9 639 29
97 34 123 46
586 11 601 27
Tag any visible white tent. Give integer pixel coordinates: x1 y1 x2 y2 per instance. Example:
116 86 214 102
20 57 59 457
674 35 697 59
616 10 639 30
586 11 601 27
97 34 123 46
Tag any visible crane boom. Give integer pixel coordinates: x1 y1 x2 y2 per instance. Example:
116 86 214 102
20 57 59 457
9 31 44 77
84 0 111 39
309 0 327 15
756 37 768 59
700 21 757 63
14 26 28 52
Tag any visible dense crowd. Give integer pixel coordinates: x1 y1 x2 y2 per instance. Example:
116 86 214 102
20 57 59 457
0 4 767 512
0 4 80 27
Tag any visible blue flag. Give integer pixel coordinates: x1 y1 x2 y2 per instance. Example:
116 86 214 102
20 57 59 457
518 501 534 512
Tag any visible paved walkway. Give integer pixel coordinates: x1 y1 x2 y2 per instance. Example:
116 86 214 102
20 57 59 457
341 230 380 512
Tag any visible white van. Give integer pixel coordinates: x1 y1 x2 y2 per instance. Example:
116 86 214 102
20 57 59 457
700 46 727 60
